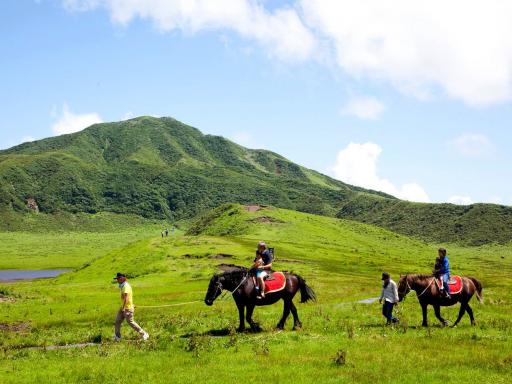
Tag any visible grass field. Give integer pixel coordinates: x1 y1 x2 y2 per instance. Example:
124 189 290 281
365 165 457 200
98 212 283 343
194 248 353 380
1 205 511 383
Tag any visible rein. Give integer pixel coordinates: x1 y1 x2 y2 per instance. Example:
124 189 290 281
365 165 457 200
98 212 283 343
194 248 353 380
217 273 249 301
417 278 435 297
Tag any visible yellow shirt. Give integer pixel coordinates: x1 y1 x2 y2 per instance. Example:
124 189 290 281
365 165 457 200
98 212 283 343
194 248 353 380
120 282 134 311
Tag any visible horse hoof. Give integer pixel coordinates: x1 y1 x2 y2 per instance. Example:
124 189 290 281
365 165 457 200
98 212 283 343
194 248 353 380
422 323 428 327
293 326 302 331
236 328 245 333
276 325 284 331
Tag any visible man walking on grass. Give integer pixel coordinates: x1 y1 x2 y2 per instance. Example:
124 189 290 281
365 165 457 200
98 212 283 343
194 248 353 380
379 272 399 325
113 272 149 341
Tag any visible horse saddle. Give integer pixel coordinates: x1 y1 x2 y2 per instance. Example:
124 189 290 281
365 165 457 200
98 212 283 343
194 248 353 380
435 275 463 295
263 272 286 294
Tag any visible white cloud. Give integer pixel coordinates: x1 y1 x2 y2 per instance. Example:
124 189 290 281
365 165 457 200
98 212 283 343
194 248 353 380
63 1 512 106
63 0 317 62
448 195 474 205
340 97 385 120
331 142 430 202
449 133 493 157
301 0 512 106
52 104 103 135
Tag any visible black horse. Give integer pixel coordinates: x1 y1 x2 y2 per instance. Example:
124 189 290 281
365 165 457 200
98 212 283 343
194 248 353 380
205 266 316 332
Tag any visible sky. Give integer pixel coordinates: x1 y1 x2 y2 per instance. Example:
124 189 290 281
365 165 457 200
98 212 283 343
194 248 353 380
1 0 512 205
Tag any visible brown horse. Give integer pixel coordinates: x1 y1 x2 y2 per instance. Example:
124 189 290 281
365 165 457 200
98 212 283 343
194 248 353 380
204 266 316 332
397 274 483 327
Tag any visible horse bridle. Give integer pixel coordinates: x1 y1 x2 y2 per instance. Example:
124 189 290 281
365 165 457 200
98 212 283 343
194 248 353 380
212 273 249 301
398 278 412 301
401 276 435 299
212 281 223 299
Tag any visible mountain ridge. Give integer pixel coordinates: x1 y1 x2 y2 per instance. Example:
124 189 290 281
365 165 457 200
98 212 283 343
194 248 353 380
1 116 511 245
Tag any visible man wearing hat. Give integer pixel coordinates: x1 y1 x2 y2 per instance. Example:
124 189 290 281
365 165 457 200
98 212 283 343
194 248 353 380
113 272 149 341
379 272 399 325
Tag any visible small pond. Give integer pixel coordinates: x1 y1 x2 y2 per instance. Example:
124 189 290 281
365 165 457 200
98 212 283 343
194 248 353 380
0 269 71 282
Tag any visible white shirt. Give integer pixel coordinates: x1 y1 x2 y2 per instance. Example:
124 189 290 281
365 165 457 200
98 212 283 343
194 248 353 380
380 279 399 303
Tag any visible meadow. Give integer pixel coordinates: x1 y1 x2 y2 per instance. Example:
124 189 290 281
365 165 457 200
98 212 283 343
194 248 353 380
1 205 511 383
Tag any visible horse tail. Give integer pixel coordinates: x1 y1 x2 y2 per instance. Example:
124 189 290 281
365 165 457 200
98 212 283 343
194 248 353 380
469 277 483 303
295 274 316 303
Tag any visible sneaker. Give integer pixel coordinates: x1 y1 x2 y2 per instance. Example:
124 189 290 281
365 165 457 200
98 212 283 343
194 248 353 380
113 335 121 342
142 332 149 341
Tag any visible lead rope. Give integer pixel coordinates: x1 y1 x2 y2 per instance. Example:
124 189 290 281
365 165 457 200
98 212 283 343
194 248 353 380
139 273 250 307
137 300 201 309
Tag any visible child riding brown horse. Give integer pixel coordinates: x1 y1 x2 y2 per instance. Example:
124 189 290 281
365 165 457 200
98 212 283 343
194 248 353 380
204 266 316 332
397 274 483 327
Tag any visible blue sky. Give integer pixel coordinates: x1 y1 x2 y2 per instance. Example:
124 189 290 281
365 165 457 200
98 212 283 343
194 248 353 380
1 0 511 205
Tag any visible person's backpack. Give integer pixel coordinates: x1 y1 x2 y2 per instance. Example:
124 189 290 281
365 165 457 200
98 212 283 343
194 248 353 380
268 247 275 261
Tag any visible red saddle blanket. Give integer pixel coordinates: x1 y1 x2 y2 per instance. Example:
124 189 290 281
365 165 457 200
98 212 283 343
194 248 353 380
264 272 286 294
436 276 463 294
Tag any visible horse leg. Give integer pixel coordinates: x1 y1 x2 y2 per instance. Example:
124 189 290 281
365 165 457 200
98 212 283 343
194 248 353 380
277 299 291 330
246 304 260 331
452 303 467 327
466 303 475 326
434 304 449 326
290 301 302 330
421 302 428 327
236 303 245 332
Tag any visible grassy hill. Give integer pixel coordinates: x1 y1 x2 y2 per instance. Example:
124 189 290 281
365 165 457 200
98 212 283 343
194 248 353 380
1 116 511 244
337 195 512 245
0 116 387 220
1 205 511 383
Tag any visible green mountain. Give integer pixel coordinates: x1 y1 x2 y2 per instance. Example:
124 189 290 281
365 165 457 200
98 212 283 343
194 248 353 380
337 196 512 245
0 116 386 217
0 116 511 245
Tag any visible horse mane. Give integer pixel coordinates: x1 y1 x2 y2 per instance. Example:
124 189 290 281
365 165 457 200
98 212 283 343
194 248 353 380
405 273 434 282
217 265 249 283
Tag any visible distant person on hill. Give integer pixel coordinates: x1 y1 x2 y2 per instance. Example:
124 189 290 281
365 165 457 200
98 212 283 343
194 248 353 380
113 273 149 341
433 248 451 299
165 228 169 237
251 241 273 299
379 272 399 325
161 231 164 238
